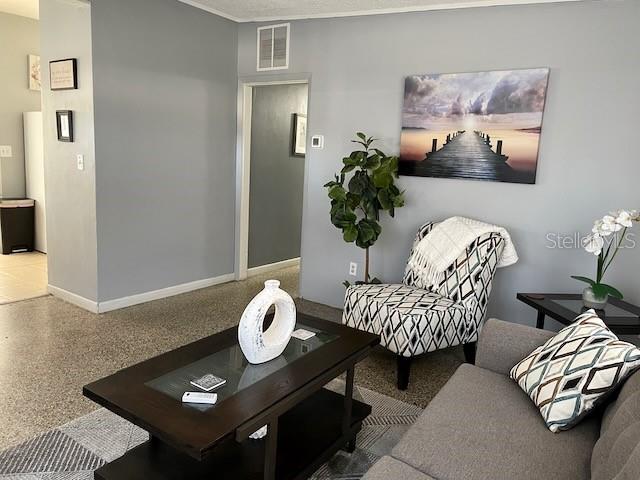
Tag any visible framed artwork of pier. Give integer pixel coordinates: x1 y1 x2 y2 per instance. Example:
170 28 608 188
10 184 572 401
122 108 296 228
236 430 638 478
399 68 549 184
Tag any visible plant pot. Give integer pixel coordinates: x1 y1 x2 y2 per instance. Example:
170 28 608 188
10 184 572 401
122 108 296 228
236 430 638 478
582 286 608 310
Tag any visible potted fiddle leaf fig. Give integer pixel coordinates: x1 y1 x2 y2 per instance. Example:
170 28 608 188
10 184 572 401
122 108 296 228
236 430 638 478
324 133 405 286
573 209 639 309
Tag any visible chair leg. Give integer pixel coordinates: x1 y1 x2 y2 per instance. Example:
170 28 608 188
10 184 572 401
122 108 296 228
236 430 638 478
463 342 477 365
397 355 412 390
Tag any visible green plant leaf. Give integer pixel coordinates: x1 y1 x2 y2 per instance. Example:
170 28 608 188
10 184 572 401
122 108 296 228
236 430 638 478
377 189 392 209
329 204 356 228
342 224 358 243
373 171 393 189
592 283 609 298
571 275 596 287
348 171 373 196
600 283 624 299
345 192 361 210
328 184 347 201
343 280 351 288
364 154 381 169
370 277 382 284
356 132 366 141
392 193 405 208
357 221 375 243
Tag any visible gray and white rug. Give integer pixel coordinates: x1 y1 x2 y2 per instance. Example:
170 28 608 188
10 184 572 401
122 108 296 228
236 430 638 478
0 381 422 480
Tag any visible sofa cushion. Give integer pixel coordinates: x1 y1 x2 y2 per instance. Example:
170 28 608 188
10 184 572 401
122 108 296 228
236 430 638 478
510 310 640 432
362 456 436 480
591 423 640 480
591 369 640 480
392 364 599 480
601 368 640 433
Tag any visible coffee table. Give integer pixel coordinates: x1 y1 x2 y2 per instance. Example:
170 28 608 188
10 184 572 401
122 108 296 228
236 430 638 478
83 313 379 480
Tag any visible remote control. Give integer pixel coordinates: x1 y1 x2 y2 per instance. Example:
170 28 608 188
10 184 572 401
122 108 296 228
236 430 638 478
182 391 218 405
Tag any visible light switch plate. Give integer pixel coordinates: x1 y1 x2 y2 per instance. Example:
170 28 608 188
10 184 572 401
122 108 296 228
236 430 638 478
76 154 84 171
0 145 12 158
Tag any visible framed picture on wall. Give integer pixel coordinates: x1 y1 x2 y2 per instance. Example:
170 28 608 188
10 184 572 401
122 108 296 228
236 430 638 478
399 68 550 184
292 113 307 157
49 58 78 90
28 54 41 91
56 110 74 142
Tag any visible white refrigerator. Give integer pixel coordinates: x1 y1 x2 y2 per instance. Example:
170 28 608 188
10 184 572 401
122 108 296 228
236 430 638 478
23 111 46 253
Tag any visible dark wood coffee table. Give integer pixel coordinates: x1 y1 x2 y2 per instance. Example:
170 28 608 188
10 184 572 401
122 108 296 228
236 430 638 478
83 313 379 480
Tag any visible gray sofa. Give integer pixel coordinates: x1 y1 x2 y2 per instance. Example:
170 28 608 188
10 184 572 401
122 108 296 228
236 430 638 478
363 318 640 480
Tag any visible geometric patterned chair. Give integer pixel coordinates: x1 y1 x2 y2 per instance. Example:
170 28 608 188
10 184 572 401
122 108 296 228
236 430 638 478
343 221 506 390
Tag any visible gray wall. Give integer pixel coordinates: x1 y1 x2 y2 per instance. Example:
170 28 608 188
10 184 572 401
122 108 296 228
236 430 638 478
91 0 238 301
238 0 640 326
249 84 307 268
40 0 98 301
0 12 40 199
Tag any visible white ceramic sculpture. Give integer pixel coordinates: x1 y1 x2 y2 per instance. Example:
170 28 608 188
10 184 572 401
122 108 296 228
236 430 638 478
238 279 296 365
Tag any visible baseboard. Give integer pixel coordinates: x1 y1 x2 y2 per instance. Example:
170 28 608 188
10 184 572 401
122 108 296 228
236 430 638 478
97 273 236 313
247 257 300 277
47 284 99 313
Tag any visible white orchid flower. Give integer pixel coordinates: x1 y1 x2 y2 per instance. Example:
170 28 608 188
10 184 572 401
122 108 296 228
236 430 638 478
583 233 604 255
592 219 613 236
614 210 634 228
601 215 623 233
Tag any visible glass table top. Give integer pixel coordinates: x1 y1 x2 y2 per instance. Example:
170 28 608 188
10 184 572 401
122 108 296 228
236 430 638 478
145 324 338 410
551 299 639 319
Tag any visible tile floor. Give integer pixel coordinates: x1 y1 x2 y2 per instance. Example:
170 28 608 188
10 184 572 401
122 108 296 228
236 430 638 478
0 251 48 304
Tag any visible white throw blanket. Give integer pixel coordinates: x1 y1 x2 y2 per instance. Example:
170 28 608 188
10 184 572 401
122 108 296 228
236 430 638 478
408 216 519 289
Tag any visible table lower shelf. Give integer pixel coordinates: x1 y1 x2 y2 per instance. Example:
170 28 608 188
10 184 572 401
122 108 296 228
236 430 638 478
94 387 371 480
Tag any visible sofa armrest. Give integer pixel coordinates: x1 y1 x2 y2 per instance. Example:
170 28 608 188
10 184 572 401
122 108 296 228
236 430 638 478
475 318 555 376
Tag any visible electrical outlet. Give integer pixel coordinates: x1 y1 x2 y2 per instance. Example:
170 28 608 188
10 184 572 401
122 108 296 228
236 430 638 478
349 262 358 276
76 154 84 171
0 145 12 158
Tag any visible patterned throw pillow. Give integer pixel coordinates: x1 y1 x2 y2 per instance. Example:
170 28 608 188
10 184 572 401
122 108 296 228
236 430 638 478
510 310 640 432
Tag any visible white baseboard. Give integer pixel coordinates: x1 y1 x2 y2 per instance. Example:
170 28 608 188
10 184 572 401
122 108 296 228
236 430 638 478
247 257 300 278
48 273 235 314
47 284 99 313
97 273 236 313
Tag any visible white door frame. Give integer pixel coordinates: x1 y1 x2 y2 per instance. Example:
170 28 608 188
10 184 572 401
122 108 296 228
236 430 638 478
235 77 310 281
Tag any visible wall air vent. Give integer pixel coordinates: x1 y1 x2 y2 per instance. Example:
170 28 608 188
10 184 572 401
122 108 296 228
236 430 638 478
256 23 290 71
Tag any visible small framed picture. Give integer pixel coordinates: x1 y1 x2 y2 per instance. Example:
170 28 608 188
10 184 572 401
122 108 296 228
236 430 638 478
292 113 307 157
28 54 41 91
49 58 78 90
56 110 74 142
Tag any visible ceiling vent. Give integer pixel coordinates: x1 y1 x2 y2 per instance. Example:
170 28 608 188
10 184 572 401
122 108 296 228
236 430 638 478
256 23 290 71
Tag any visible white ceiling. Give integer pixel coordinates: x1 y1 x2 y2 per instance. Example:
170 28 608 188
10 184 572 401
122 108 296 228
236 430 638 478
0 0 38 19
178 0 584 22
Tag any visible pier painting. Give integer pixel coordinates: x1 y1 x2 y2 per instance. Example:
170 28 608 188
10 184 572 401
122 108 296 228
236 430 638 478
399 68 549 184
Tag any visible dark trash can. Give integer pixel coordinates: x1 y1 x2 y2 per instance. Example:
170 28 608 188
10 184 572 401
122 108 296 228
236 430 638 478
0 199 35 254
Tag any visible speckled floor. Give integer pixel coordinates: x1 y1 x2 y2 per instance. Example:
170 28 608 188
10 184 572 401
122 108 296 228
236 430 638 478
0 266 460 451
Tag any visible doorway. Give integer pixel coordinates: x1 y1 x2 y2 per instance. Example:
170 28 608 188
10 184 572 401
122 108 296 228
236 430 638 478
0 5 48 304
236 80 309 283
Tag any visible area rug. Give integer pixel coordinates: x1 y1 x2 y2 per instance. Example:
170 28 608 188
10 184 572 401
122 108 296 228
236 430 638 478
0 381 422 480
